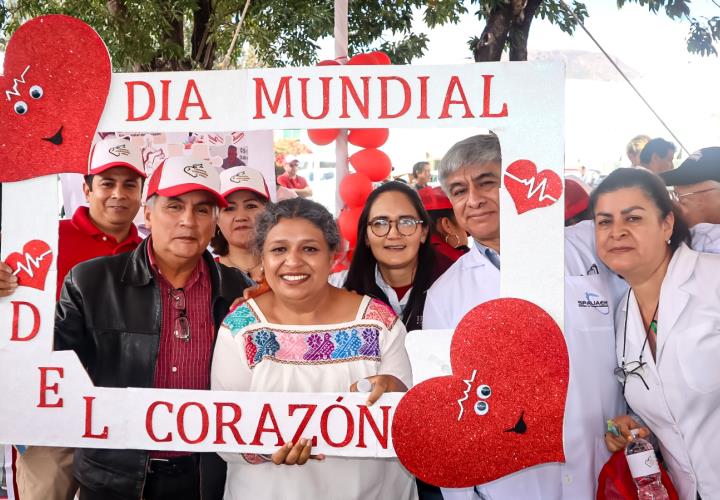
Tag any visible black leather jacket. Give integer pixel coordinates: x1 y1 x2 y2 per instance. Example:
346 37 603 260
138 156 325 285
54 238 252 499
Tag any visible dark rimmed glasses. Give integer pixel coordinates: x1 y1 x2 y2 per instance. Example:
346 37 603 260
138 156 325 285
170 288 190 342
614 360 650 395
368 217 424 237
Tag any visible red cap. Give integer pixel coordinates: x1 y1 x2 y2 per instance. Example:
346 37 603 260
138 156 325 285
419 186 453 212
565 178 590 221
146 156 227 208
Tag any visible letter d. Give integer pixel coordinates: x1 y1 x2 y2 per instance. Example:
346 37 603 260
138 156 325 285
11 301 40 341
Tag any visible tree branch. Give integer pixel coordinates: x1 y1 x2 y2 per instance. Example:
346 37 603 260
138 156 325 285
473 2 513 61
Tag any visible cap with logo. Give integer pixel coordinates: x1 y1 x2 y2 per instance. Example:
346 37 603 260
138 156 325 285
418 186 453 212
660 147 720 186
220 167 270 201
89 138 146 178
145 156 226 207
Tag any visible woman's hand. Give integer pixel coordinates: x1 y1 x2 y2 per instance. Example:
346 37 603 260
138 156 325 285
605 414 650 452
350 374 408 407
230 280 271 310
271 439 325 466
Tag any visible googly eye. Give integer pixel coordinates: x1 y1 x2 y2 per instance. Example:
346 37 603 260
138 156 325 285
474 400 489 416
29 85 43 99
14 101 28 115
476 384 492 399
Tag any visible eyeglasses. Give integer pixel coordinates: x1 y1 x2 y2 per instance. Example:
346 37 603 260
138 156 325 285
170 288 190 342
670 187 719 203
614 360 650 394
616 291 657 395
368 217 424 237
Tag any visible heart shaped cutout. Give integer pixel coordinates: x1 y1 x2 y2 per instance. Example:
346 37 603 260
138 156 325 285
504 159 563 215
6 240 53 291
392 298 569 488
0 15 111 182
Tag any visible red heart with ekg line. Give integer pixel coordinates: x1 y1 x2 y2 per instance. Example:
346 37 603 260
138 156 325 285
504 159 563 215
0 15 111 182
392 298 569 488
6 240 53 291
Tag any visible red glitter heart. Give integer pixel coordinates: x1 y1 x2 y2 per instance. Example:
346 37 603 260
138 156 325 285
392 298 569 488
0 15 111 182
504 159 563 215
6 240 53 291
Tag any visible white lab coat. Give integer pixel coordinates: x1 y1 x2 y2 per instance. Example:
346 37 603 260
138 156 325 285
422 246 499 330
430 222 624 499
690 222 720 254
616 244 720 500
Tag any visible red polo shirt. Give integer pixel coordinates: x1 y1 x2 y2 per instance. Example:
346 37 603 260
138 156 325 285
57 207 142 300
277 173 308 190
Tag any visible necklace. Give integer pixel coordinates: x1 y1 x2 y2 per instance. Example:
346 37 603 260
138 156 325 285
223 256 260 277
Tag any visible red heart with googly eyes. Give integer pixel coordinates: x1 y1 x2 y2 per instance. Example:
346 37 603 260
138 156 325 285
0 15 111 182
504 159 563 215
392 298 569 488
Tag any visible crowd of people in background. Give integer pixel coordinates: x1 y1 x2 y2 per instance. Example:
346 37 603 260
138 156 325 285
0 131 718 500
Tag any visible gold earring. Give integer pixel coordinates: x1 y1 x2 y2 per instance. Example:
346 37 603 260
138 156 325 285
445 233 460 248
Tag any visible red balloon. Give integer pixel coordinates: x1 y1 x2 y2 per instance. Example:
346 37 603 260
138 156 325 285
349 148 392 182
347 51 391 66
339 173 373 208
337 206 363 248
348 128 389 149
307 128 339 145
317 59 341 66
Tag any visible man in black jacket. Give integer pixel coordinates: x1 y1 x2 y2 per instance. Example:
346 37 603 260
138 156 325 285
55 157 252 500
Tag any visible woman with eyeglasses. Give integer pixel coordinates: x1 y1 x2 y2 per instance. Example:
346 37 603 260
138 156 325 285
338 182 452 333
593 168 720 499
210 198 417 500
212 166 270 283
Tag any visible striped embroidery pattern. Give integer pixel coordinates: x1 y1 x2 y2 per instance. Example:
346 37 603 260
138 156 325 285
243 324 381 368
363 298 399 330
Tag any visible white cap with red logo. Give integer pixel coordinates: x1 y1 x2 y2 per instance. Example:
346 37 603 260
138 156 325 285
88 138 146 178
220 167 270 201
145 156 226 207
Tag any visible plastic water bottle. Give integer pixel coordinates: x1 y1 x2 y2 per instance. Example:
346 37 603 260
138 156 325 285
625 429 669 499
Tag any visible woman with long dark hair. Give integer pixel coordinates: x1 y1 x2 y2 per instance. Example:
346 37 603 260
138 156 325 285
341 182 452 341
595 168 720 499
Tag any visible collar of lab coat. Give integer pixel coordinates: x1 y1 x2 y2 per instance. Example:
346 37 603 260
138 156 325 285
620 243 696 362
460 244 492 270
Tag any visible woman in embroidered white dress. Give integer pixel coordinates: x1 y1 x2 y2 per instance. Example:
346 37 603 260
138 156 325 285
211 198 418 500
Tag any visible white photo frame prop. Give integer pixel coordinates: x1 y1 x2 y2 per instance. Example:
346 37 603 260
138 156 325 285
0 62 564 457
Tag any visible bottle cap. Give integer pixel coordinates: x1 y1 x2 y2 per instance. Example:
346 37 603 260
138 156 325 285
357 378 373 393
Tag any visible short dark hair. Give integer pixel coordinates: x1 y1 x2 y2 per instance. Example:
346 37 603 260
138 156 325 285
344 182 436 326
412 161 430 177
639 138 675 166
589 168 690 253
254 198 340 253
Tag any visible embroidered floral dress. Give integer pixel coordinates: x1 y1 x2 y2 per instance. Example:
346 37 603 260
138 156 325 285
211 295 417 500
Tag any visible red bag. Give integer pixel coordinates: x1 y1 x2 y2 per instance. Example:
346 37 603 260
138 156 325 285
597 450 679 499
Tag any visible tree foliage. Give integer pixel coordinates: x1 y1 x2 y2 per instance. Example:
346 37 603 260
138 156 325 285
0 0 716 71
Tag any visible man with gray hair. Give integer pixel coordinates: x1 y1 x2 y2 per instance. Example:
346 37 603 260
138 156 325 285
422 133 502 330
422 134 627 500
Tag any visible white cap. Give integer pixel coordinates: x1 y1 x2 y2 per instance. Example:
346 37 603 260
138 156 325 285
145 156 226 207
220 167 270 201
88 138 146 177
284 154 299 164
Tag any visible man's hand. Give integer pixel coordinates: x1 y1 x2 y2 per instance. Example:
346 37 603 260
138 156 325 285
0 262 18 298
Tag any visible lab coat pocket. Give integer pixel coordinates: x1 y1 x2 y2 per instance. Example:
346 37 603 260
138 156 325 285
677 322 720 393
